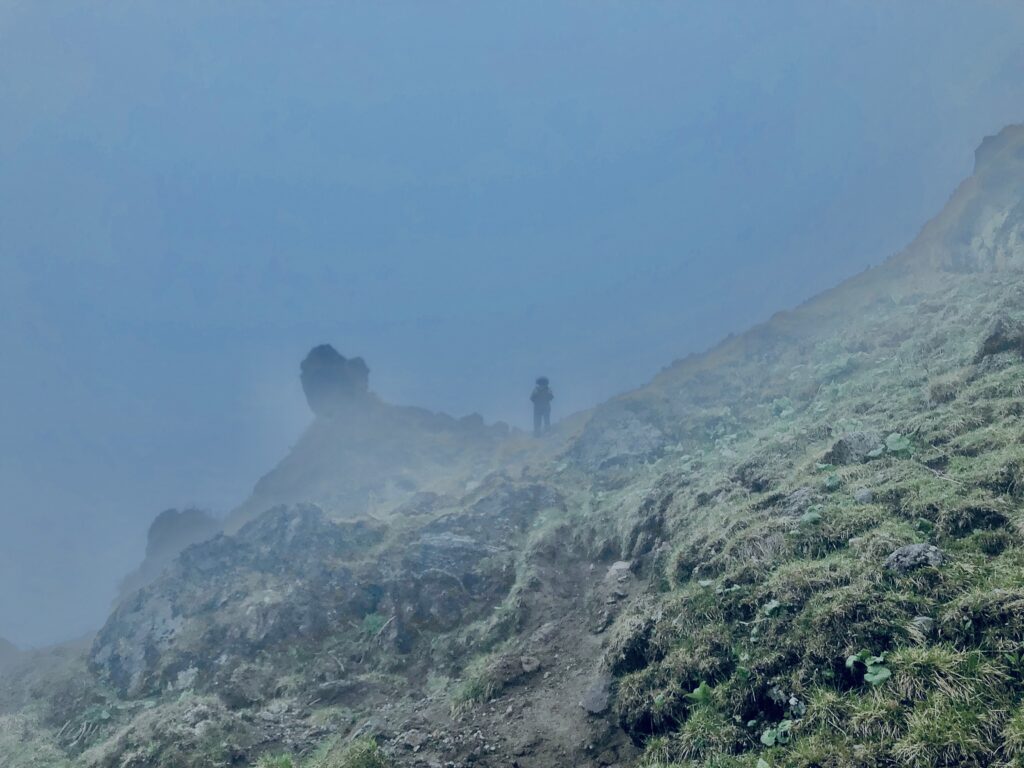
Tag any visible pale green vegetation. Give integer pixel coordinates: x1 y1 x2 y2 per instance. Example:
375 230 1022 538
610 273 1024 766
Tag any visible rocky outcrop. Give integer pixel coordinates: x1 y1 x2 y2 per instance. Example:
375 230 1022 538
119 508 221 598
92 480 562 701
884 543 946 572
91 505 387 698
300 344 370 416
229 351 513 529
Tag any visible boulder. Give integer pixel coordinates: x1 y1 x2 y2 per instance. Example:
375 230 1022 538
580 673 612 715
824 432 884 465
884 543 945 572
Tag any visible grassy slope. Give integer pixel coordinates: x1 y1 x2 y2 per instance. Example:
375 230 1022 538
584 126 1024 767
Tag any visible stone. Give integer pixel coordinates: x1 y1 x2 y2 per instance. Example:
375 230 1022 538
607 561 632 576
520 656 541 675
402 729 428 750
580 674 612 715
884 544 945 572
824 431 884 465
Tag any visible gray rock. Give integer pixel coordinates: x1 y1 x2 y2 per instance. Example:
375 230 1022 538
854 488 874 505
884 544 945 572
824 432 884 465
520 656 541 674
580 674 612 715
780 487 817 517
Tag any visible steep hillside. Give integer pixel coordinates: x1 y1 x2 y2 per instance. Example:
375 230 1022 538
3 124 1024 768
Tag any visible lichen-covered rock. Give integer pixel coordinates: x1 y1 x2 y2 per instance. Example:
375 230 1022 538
884 543 945 572
824 431 884 465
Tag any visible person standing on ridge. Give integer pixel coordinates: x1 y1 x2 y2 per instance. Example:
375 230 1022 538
531 377 554 436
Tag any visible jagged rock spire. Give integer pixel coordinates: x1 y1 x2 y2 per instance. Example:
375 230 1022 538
300 344 370 415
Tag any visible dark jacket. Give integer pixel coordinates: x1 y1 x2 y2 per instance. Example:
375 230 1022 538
531 385 554 410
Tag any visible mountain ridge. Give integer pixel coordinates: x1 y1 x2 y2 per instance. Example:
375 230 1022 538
4 124 1024 768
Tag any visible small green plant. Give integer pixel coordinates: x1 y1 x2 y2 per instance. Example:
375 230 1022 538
360 612 388 637
799 507 823 526
684 680 713 706
760 718 793 746
846 650 891 686
869 432 913 458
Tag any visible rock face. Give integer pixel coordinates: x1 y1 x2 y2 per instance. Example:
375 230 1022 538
119 508 221 598
92 505 385 698
92 481 563 700
300 344 371 416
884 544 946 572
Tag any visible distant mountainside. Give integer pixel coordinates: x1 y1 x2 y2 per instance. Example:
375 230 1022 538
4 124 1024 768
0 638 18 668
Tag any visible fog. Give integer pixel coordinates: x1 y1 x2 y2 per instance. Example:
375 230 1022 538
2 2 1023 648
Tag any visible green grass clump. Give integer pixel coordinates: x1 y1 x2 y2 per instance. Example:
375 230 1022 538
307 737 391 768
892 695 1001 767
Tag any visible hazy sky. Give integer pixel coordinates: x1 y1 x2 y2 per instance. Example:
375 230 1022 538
2 2 1023 647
